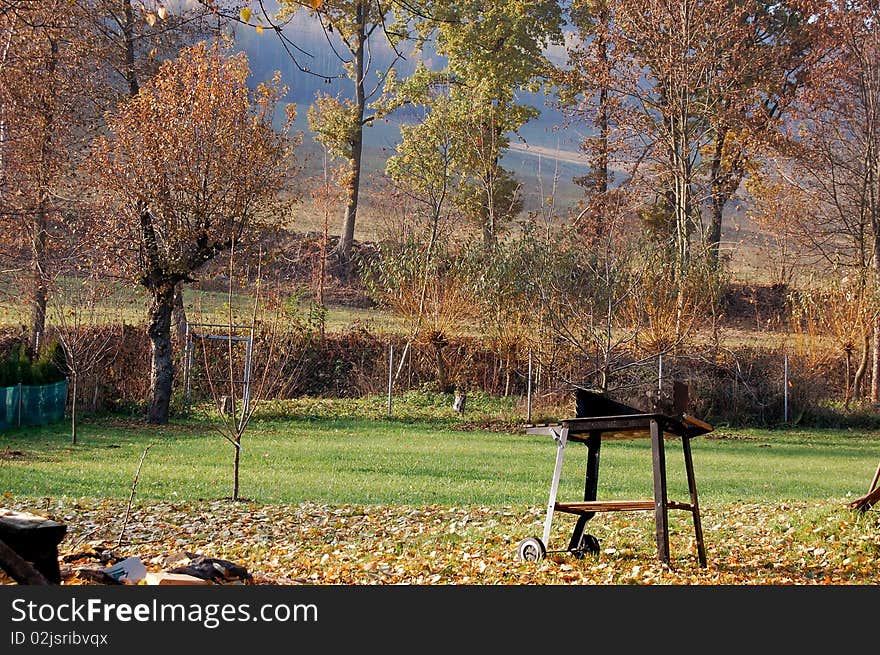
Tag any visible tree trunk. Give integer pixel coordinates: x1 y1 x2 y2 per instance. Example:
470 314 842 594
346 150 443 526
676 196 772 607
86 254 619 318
172 282 187 345
590 12 610 251
706 127 728 267
333 1 366 274
854 332 870 400
673 166 691 342
70 371 77 445
592 82 609 249
433 342 450 393
29 34 58 353
481 209 496 251
707 192 725 267
336 149 362 274
232 437 241 501
29 201 48 353
873 229 880 403
147 283 175 424
874 319 880 405
480 130 502 252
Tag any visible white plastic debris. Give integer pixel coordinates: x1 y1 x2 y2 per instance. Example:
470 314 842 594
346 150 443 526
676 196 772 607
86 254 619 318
102 556 147 584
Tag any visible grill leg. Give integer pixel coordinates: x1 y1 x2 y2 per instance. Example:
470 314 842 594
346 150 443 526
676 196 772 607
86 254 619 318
650 419 670 566
568 431 601 553
542 427 568 547
682 436 707 567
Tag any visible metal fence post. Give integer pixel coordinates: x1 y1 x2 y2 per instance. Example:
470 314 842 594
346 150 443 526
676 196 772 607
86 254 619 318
183 321 192 417
387 344 394 417
784 354 789 423
526 349 533 423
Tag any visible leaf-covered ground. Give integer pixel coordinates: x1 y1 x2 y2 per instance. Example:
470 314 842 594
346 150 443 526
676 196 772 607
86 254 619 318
5 497 880 585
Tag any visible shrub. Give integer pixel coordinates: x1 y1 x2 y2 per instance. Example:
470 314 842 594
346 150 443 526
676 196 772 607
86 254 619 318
0 340 67 387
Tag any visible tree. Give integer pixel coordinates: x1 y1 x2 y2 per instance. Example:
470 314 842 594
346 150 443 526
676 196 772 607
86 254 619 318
294 0 562 267
701 0 819 267
472 225 546 395
381 81 532 392
309 145 347 336
86 0 217 101
786 275 879 409
192 245 306 501
365 109 480 393
419 0 563 250
557 0 616 248
0 0 217 353
555 0 781 341
769 2 880 401
613 1 758 277
560 1 817 265
366 87 467 393
294 0 410 273
527 188 707 395
0 0 98 351
88 0 220 342
87 41 298 424
744 170 810 288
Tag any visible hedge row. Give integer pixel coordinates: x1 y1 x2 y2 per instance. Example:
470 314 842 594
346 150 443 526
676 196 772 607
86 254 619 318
0 324 861 428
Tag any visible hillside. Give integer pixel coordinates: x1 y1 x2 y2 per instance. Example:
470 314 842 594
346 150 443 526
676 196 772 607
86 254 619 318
230 12 767 278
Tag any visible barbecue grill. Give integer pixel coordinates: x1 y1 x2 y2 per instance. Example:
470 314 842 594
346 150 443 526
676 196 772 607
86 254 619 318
517 381 713 567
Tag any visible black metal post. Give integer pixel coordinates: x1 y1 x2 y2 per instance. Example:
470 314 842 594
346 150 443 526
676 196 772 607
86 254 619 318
568 431 601 552
682 436 707 567
650 419 670 565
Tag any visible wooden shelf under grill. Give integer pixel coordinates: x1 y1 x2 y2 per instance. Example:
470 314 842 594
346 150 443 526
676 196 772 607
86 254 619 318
555 500 696 514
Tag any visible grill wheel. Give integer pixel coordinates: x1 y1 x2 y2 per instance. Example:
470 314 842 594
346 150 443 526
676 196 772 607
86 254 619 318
516 536 546 562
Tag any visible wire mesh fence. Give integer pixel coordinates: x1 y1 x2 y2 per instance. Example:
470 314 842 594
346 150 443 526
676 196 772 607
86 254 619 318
0 379 69 431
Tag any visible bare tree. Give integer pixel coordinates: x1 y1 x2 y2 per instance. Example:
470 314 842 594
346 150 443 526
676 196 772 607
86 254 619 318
50 274 122 444
771 3 880 400
192 244 308 501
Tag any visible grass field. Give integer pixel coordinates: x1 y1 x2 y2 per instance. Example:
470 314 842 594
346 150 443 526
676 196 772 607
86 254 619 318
2 395 877 507
2 395 880 586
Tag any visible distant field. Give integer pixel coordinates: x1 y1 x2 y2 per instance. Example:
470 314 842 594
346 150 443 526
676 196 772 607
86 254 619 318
0 202 807 343
0 272 814 349
0 273 406 334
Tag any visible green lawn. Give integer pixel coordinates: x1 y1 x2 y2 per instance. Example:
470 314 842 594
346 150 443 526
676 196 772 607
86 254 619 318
1 398 877 507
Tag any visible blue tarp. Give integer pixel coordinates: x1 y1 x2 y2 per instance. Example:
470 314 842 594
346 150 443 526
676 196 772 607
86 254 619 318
0 379 68 431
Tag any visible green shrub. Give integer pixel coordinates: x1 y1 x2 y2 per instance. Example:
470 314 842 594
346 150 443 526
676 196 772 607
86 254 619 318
0 341 66 387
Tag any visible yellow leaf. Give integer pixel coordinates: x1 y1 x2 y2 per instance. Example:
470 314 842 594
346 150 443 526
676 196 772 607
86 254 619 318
157 6 167 20
310 0 324 9
239 7 252 22
255 25 263 34
145 12 156 26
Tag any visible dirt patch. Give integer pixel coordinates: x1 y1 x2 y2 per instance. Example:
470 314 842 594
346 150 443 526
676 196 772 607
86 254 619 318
721 283 789 330
0 447 27 461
